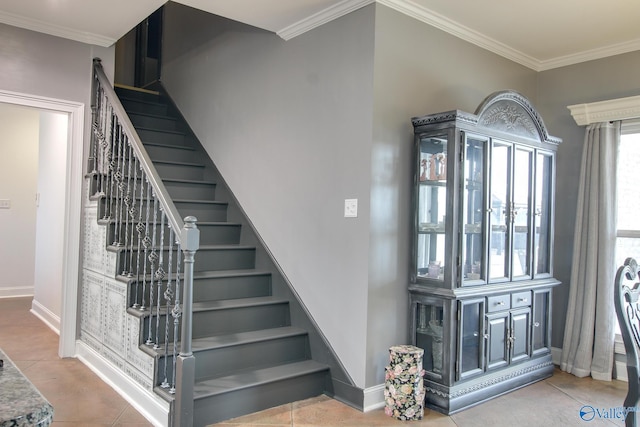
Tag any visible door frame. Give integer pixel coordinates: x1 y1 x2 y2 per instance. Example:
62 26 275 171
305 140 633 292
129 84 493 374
0 89 84 358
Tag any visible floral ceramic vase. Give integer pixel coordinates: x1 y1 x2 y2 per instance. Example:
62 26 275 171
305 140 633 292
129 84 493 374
384 345 426 421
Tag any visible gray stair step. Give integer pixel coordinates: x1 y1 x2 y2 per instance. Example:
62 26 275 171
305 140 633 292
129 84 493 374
154 159 206 181
137 127 190 147
143 142 200 163
193 359 327 398
193 360 328 425
120 98 168 116
117 245 256 273
153 326 310 382
193 270 272 301
142 296 291 343
174 199 228 222
163 179 217 200
129 112 181 132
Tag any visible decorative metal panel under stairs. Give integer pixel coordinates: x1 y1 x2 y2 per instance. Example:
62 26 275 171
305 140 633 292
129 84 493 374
84 60 342 426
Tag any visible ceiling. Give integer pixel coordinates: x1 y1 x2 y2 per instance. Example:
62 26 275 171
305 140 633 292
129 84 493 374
1 0 638 71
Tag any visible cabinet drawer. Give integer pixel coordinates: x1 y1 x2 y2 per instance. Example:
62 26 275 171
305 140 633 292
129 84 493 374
487 294 511 312
512 291 532 308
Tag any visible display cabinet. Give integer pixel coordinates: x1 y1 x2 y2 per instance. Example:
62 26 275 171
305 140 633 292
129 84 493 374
409 91 561 414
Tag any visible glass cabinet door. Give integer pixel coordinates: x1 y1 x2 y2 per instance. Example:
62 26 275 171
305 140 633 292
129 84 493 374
511 148 532 279
534 152 553 276
415 302 445 377
488 142 511 281
416 134 448 281
457 298 484 380
461 134 486 285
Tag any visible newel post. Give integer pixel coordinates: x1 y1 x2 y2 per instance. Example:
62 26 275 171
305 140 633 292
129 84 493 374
174 216 199 427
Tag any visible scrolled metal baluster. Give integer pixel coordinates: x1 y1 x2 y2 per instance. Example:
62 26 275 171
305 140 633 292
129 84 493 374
105 108 117 221
127 153 137 279
153 209 167 350
146 194 159 346
169 244 182 395
114 125 127 246
132 170 146 309
161 227 175 389
121 141 133 275
139 178 152 311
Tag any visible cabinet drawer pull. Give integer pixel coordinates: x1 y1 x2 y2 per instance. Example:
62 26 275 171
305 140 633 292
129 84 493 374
496 301 505 306
518 298 528 303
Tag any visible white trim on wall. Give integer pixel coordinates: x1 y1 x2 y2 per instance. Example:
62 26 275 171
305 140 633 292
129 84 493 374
567 95 640 126
0 89 84 359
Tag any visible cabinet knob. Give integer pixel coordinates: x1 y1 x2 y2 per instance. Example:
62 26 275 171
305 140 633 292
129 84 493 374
496 301 505 306
518 298 528 303
484 334 489 339
534 322 540 327
473 332 479 337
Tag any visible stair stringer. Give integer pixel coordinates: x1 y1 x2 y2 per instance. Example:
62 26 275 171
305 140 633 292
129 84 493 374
155 84 362 408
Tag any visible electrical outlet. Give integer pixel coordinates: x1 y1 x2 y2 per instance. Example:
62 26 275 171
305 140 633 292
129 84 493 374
344 199 357 218
0 199 10 209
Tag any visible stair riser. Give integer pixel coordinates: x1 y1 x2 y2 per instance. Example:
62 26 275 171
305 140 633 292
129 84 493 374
155 162 205 181
116 89 165 104
193 372 327 426
107 222 241 249
174 202 228 222
130 114 181 132
165 181 217 201
193 274 271 302
145 302 290 343
127 274 271 308
138 129 190 147
158 334 309 384
119 247 256 274
120 99 168 116
144 144 201 164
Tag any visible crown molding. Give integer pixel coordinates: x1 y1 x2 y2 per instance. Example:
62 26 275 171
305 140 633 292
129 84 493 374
277 0 640 72
0 10 115 47
377 0 541 70
567 95 640 126
277 0 374 40
537 38 640 71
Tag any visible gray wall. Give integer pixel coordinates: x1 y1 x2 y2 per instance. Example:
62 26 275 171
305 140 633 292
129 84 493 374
367 5 537 386
0 23 114 322
537 51 640 348
161 3 376 387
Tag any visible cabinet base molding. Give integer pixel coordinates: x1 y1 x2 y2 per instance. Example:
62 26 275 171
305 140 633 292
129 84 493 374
424 356 554 415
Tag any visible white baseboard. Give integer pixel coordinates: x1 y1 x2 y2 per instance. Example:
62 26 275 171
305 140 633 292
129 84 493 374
31 299 60 335
0 286 34 298
75 341 170 427
363 383 385 412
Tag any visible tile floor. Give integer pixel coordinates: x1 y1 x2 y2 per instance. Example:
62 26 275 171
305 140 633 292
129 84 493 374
0 296 631 426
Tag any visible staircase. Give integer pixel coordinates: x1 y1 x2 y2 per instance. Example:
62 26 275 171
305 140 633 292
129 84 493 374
113 84 331 426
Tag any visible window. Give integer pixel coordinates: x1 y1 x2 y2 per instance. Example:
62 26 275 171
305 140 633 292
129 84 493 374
615 120 640 267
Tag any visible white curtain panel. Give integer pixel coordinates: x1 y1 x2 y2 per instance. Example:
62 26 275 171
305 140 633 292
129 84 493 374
560 121 620 380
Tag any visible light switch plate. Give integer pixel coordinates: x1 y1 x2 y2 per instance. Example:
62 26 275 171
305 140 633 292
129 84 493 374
0 199 10 209
344 199 357 218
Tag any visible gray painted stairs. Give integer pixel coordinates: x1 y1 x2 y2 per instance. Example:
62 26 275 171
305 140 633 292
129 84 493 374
111 85 347 426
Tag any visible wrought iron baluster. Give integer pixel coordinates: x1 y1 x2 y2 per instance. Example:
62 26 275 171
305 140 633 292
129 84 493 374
121 141 133 275
154 209 166 350
127 153 137 279
105 109 117 221
170 244 182 395
161 227 175 389
146 194 159 346
133 169 145 308
140 179 152 311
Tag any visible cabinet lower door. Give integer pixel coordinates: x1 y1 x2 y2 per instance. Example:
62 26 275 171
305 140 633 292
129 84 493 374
510 308 531 363
486 312 509 370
